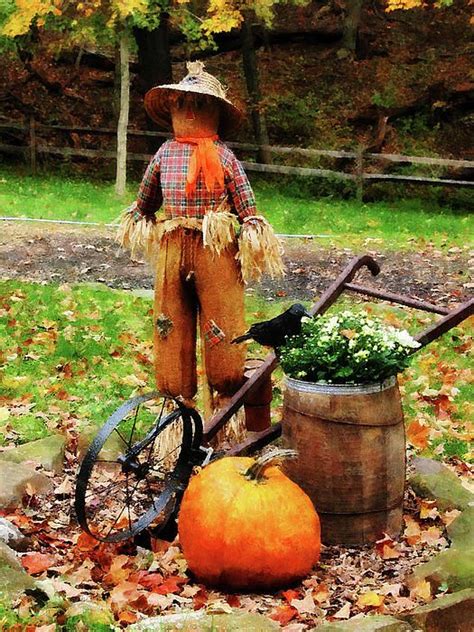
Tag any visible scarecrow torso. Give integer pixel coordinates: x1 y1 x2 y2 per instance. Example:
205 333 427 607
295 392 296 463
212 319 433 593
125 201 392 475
137 139 257 222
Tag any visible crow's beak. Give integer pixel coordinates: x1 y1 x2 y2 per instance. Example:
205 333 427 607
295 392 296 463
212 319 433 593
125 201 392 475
304 310 312 318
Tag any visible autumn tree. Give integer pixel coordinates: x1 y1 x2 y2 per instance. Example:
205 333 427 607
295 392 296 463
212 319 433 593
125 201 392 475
191 0 307 161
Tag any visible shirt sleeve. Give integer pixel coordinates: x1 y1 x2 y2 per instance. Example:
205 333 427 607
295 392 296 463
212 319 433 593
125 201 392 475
224 149 258 222
135 150 163 218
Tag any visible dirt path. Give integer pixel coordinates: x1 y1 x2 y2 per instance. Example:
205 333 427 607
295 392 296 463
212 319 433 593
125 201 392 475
0 221 471 307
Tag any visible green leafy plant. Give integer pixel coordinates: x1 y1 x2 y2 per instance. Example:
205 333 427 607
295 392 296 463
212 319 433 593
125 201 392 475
279 310 420 384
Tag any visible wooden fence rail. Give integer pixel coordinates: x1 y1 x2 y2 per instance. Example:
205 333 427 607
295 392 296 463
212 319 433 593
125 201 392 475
0 120 472 191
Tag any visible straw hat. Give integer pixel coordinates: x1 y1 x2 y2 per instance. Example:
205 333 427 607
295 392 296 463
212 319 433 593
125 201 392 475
144 61 243 138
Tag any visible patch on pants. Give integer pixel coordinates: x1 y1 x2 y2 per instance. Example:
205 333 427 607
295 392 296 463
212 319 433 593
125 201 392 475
156 313 174 339
203 319 226 348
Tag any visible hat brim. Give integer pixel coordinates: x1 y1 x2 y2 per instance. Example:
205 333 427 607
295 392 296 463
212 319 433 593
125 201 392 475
144 85 243 139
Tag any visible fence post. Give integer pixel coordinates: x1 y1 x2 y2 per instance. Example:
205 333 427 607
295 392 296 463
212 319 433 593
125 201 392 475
356 145 364 202
29 116 37 174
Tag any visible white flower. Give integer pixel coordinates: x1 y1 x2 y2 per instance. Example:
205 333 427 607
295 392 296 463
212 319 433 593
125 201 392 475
392 329 421 349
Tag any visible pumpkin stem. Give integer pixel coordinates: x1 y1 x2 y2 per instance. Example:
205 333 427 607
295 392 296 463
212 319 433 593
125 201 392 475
245 448 298 481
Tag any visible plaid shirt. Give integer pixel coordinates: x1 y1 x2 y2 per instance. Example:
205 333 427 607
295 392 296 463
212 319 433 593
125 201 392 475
135 139 257 222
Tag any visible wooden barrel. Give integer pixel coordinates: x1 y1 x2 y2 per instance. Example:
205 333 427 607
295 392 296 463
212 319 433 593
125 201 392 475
282 376 405 546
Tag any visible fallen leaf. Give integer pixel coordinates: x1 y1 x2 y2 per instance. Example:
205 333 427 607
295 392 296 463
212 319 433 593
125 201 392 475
282 589 301 603
410 579 432 602
333 602 351 619
379 583 402 597
35 578 83 599
407 419 430 449
420 500 439 520
151 575 187 595
109 581 146 612
291 592 318 615
441 509 461 526
376 534 402 559
104 554 131 585
421 525 445 546
147 593 174 609
404 516 422 545
21 552 55 575
312 583 329 605
270 604 298 625
118 610 138 624
76 531 100 551
54 477 73 496
357 591 385 609
226 594 241 608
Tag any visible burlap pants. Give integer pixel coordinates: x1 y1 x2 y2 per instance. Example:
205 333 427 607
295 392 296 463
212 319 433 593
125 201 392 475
153 227 246 401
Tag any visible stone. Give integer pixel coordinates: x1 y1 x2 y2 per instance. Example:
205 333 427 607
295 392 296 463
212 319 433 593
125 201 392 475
0 539 23 571
0 460 52 508
77 427 123 460
409 457 473 511
0 566 34 601
0 517 30 551
129 612 280 631
447 506 474 549
410 548 474 592
315 615 412 631
0 539 35 601
0 434 66 474
401 588 474 632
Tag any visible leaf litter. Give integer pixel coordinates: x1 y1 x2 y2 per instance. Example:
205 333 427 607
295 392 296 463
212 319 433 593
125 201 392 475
0 444 467 629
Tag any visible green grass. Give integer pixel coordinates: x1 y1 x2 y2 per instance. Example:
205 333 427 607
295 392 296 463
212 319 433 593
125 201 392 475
0 164 472 250
1 280 472 461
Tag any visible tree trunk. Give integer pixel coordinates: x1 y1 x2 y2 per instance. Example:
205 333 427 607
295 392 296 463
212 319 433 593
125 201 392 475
241 12 272 164
115 30 130 197
113 43 121 123
134 14 172 153
341 0 364 56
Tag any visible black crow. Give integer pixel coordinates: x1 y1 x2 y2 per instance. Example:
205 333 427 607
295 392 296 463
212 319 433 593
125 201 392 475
231 303 311 349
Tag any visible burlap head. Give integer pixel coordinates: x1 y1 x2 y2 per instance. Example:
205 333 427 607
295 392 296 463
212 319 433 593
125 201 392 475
144 61 243 139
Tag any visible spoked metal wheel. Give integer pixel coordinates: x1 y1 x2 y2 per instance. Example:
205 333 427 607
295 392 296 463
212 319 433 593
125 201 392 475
75 391 203 543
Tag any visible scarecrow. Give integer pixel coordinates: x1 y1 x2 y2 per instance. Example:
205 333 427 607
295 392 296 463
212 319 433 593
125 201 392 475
118 61 284 429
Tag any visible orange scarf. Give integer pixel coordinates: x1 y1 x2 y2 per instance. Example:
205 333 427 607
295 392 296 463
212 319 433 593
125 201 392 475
176 135 225 196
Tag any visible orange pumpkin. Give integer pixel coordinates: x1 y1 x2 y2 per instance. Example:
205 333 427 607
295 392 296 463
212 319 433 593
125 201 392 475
178 449 321 590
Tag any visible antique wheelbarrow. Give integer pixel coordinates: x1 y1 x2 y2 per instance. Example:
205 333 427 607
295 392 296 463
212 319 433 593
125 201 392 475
75 255 473 543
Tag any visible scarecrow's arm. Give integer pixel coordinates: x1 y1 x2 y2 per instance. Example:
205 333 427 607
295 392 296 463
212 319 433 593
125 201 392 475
225 153 258 222
116 151 163 259
135 153 163 219
223 150 285 283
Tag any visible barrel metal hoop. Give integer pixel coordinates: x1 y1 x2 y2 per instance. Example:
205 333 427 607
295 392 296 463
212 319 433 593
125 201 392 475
283 405 404 427
317 498 405 516
284 376 396 395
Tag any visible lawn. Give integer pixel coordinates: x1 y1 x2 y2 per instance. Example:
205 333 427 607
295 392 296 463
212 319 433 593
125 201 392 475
1 280 471 462
0 164 472 250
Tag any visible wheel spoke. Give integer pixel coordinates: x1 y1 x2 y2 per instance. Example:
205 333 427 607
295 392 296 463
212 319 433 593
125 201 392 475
114 427 130 449
125 474 132 532
129 404 141 447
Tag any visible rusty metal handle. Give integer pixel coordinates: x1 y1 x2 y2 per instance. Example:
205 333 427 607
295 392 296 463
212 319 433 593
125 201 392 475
308 254 380 317
204 255 381 442
414 298 473 350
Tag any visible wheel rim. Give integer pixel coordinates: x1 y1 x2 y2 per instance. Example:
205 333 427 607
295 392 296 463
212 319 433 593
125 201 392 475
75 392 199 542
